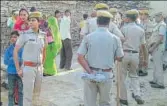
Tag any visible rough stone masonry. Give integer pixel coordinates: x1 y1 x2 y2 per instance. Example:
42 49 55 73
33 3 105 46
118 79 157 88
1 1 150 54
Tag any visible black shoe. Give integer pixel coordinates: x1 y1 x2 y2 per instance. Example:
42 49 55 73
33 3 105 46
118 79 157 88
139 72 148 76
163 64 165 71
138 71 148 76
43 73 53 76
59 67 64 69
1 82 8 90
120 99 128 105
149 81 156 85
163 64 167 71
65 68 73 71
15 102 18 105
150 58 153 62
151 83 165 89
132 93 144 104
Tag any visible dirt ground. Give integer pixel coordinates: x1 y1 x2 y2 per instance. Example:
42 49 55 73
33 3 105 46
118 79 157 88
1 49 167 106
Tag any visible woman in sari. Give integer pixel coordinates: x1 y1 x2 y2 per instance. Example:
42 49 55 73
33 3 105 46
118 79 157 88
13 8 29 32
43 16 62 76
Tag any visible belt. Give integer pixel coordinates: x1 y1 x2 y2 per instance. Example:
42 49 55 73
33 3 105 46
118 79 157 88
124 50 138 53
23 61 40 67
90 67 112 72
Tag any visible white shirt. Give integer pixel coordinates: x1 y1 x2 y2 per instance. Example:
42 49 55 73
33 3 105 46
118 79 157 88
60 16 71 40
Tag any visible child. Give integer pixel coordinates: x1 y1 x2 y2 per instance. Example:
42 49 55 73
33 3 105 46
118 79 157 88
4 31 23 106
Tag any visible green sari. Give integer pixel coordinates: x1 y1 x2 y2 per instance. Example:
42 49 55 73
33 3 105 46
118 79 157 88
43 16 62 75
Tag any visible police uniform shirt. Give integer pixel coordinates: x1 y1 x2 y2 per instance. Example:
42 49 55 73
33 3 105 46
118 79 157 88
77 27 124 69
109 21 124 38
16 29 47 64
150 21 166 50
121 22 146 52
81 17 124 38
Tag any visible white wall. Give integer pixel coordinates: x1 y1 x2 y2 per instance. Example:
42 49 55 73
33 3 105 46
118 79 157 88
149 1 167 16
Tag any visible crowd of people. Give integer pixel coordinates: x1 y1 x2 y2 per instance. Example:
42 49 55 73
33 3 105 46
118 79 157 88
2 2 167 106
78 3 167 106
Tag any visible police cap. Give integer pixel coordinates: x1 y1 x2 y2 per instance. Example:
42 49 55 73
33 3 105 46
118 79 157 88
109 8 118 13
94 3 109 10
97 10 113 18
29 11 42 18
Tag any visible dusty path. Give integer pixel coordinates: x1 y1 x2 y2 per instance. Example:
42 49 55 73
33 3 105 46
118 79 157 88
1 49 167 106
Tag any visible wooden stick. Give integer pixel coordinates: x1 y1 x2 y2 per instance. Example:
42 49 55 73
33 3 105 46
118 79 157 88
116 61 120 106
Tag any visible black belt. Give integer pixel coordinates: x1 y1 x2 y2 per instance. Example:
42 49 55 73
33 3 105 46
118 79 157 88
124 50 138 53
90 67 112 72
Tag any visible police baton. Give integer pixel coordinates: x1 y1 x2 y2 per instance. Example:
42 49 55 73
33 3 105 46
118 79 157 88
116 61 120 106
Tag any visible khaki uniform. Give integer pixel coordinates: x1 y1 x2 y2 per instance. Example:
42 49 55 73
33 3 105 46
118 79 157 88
109 21 124 38
78 26 124 106
16 29 47 106
113 13 122 28
139 20 155 69
148 21 166 86
109 8 122 28
81 17 124 38
120 22 146 100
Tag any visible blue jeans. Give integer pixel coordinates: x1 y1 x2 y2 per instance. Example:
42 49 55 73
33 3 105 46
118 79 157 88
8 74 23 106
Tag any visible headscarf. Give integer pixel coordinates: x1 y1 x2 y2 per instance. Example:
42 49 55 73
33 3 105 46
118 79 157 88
47 16 62 55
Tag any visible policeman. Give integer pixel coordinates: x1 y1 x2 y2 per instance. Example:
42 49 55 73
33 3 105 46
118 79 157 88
120 9 146 105
81 3 125 41
14 11 47 106
77 10 124 106
80 3 109 35
138 9 155 76
148 12 166 89
109 8 122 27
120 13 129 29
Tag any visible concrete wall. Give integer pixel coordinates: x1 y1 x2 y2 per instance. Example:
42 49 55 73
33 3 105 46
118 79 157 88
1 1 150 54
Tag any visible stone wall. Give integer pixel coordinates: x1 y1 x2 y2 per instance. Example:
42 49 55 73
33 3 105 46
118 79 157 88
1 1 150 54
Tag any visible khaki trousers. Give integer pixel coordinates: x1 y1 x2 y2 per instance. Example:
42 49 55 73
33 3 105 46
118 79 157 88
152 47 164 85
138 33 151 71
22 65 43 106
120 52 141 100
84 72 112 106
